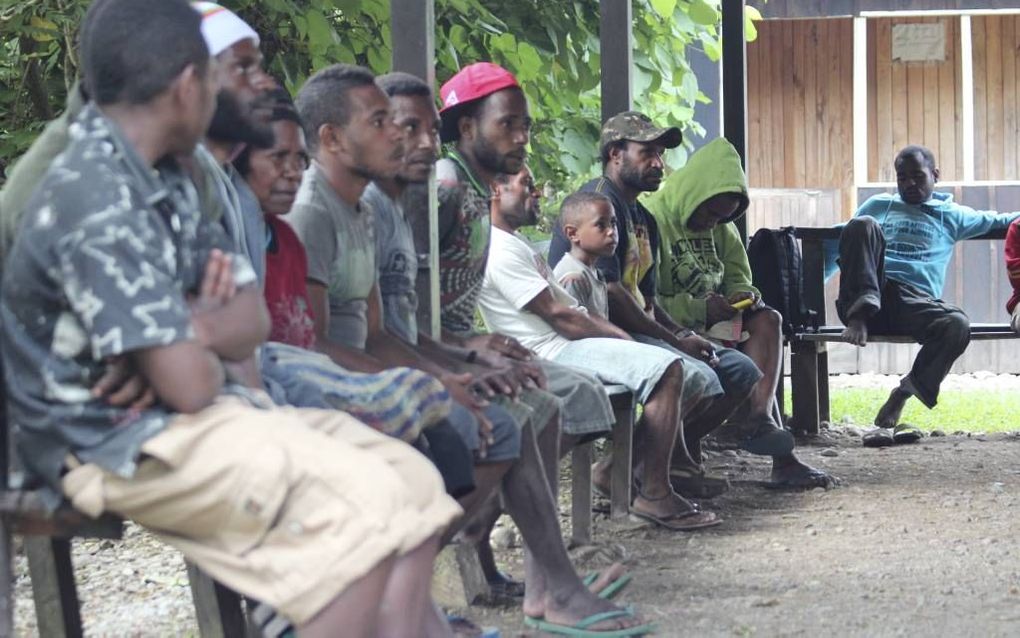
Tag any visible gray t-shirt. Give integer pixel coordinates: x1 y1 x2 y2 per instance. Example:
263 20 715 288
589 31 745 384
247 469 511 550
288 161 376 350
364 183 419 345
0 106 255 496
552 252 610 318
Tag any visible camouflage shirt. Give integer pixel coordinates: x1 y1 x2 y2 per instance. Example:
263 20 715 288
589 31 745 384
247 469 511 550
0 105 254 496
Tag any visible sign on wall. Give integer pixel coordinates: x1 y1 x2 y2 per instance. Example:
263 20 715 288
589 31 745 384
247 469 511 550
892 23 946 62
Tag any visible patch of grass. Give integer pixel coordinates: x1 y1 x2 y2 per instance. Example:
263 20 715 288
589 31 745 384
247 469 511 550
784 388 1020 433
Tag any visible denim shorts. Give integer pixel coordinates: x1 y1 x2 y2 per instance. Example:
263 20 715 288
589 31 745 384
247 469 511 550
630 334 762 403
445 402 522 463
630 334 724 404
537 359 615 436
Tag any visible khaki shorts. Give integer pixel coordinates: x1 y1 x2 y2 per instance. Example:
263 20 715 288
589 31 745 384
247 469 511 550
61 397 461 625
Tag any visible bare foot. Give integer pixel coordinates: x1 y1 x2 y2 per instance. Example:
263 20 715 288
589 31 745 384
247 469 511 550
631 489 720 530
591 458 612 496
842 318 869 346
584 562 627 596
524 580 645 632
875 387 910 428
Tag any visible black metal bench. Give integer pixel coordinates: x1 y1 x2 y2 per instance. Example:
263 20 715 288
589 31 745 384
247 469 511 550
787 226 1019 434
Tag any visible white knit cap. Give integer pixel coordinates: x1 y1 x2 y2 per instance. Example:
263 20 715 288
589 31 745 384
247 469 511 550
191 2 260 57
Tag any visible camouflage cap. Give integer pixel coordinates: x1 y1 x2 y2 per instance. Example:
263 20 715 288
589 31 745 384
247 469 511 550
599 111 682 154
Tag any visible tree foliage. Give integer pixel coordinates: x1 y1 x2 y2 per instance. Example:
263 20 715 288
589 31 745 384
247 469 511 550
0 0 759 195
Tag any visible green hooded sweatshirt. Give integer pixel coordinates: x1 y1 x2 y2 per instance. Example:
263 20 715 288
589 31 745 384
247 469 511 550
0 83 85 265
643 137 758 330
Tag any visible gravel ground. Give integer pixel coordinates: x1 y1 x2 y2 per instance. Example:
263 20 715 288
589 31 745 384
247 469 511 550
458 428 1020 637
12 375 1020 637
13 523 197 636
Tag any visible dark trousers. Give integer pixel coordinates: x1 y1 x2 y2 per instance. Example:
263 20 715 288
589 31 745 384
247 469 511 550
836 216 970 408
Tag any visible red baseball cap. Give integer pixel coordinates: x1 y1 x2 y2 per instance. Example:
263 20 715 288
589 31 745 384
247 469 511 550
439 62 521 142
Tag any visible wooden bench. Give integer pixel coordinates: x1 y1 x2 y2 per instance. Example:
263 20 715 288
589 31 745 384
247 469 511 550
787 226 1020 434
569 385 635 545
0 380 253 636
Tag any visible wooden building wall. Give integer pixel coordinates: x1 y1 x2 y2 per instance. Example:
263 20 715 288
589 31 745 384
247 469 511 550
752 0 1020 19
746 19 855 218
866 16 964 182
973 14 1020 180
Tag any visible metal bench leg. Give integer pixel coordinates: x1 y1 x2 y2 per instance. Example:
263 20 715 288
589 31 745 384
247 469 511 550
817 347 831 424
609 394 634 521
186 562 247 638
25 536 82 638
0 522 13 637
570 442 593 545
776 349 787 424
790 341 821 435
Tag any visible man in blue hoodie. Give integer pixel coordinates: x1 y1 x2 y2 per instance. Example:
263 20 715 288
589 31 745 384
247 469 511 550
828 145 1020 443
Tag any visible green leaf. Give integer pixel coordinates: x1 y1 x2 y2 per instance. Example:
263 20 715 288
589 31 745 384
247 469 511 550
744 5 763 21
688 0 719 26
651 0 677 18
517 42 543 78
679 71 699 104
305 10 333 51
449 24 467 48
490 32 517 53
702 36 722 61
366 46 388 73
28 16 58 42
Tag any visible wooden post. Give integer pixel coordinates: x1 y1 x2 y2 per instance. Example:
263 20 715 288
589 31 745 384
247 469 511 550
391 0 441 338
790 340 821 435
186 562 247 638
570 443 594 545
600 0 633 123
721 0 748 243
0 375 11 638
609 392 635 520
0 523 11 638
25 537 82 638
817 346 831 425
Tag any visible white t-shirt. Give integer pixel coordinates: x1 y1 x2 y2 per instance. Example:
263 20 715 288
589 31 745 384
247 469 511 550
479 227 587 359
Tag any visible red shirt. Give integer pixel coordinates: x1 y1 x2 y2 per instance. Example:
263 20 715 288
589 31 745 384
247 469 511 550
264 215 316 349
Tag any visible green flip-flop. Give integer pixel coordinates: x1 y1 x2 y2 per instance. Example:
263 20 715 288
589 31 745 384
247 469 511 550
582 571 633 600
524 610 656 636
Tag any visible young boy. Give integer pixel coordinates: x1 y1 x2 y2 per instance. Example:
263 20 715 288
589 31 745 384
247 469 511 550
553 191 619 319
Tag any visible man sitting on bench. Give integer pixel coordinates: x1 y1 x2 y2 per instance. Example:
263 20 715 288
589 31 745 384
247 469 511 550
826 145 1020 445
480 164 723 532
1 1 461 634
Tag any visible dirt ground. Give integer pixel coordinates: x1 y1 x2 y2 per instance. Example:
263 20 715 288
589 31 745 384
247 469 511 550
13 425 1020 637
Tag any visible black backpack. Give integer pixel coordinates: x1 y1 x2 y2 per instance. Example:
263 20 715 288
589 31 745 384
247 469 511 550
747 227 817 336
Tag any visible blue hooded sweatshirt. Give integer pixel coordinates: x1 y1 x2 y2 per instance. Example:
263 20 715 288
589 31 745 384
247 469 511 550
824 191 1020 299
